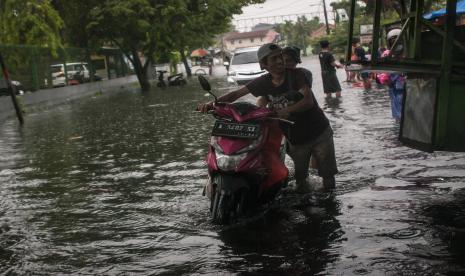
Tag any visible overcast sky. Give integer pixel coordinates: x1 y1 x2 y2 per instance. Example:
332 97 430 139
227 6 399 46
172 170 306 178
233 0 335 30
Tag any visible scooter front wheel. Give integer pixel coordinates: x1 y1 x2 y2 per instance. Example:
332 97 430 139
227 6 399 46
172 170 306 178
210 175 249 224
211 185 230 224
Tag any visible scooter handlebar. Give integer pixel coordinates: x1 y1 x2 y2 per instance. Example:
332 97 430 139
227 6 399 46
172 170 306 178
268 117 295 125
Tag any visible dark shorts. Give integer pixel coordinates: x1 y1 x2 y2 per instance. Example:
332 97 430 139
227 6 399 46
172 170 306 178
287 126 338 181
322 71 342 94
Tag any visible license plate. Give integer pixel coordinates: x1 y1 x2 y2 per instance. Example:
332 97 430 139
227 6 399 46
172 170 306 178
212 121 260 139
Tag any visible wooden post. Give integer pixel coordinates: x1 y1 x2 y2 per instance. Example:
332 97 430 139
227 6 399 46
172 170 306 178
346 0 356 63
371 0 382 65
436 0 457 149
322 0 330 35
413 0 424 59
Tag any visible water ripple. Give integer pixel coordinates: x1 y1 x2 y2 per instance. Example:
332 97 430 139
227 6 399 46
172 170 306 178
0 58 464 275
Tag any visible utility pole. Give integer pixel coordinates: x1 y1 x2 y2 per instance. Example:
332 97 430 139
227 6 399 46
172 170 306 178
322 0 330 35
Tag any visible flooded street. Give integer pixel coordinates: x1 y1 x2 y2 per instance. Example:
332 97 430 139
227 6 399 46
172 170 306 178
1 57 465 275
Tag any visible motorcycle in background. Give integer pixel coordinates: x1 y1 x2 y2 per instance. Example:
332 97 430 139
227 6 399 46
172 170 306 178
67 70 102 85
197 75 292 224
156 70 168 87
157 71 187 87
0 79 24 96
168 73 187 86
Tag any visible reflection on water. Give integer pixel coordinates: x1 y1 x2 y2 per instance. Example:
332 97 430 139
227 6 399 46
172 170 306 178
1 60 465 275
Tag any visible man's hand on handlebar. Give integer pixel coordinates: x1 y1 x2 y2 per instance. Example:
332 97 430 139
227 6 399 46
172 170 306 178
197 101 214 113
276 108 290 119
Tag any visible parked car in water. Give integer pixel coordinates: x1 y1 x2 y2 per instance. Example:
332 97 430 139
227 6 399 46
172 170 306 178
0 79 24 96
225 46 267 85
50 62 91 87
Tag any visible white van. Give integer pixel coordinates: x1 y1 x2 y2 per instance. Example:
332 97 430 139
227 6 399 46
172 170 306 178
226 46 267 85
50 62 90 87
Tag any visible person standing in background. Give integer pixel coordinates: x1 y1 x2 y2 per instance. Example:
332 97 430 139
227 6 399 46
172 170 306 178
380 28 405 122
318 40 344 98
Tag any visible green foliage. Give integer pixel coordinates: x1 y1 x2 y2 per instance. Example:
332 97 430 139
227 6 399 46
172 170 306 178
275 16 321 54
51 0 100 48
361 0 402 16
86 0 160 54
330 0 364 18
2 0 266 90
0 0 63 89
311 0 406 58
309 22 350 58
0 0 63 51
164 0 265 53
82 0 264 90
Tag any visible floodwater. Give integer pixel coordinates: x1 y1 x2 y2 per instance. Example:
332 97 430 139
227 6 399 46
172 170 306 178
1 57 464 275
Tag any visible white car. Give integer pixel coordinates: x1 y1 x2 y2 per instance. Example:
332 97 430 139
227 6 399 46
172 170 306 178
0 79 24 96
225 46 267 85
50 62 90 87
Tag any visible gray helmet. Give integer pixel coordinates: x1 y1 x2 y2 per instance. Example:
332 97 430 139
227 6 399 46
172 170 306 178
282 46 301 63
257 43 282 63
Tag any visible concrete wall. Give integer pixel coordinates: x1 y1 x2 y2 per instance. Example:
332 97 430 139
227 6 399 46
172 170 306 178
0 75 139 121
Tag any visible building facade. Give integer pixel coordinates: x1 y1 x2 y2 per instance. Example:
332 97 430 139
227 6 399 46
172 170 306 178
223 29 280 51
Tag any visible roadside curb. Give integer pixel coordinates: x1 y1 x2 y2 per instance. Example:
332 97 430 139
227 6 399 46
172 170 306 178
0 75 139 122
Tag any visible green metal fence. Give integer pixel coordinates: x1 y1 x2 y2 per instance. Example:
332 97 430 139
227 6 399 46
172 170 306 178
0 44 132 92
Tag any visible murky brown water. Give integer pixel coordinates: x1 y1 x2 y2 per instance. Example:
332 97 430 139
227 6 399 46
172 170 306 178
1 57 464 275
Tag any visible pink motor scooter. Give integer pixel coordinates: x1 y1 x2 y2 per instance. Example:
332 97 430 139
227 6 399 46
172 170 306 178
198 76 291 224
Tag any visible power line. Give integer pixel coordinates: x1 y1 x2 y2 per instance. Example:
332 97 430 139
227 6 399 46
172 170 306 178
233 12 322 31
232 0 337 32
242 0 307 17
235 0 321 20
235 12 320 22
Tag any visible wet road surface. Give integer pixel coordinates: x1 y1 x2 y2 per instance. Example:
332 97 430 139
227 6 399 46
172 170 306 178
1 56 464 275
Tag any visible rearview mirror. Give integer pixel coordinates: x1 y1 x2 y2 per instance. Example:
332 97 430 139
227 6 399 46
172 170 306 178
223 61 229 66
197 75 217 103
198 75 211 91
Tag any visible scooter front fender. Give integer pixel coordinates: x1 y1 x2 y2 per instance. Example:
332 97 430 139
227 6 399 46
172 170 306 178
213 174 249 194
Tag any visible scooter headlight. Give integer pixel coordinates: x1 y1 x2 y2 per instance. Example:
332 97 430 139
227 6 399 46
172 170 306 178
216 151 248 171
211 135 262 155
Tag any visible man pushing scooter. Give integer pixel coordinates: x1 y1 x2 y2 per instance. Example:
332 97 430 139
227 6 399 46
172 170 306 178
198 43 338 191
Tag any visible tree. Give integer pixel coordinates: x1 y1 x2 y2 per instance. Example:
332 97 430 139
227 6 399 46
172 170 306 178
275 16 320 55
164 0 265 77
85 0 264 91
51 0 98 48
310 0 402 58
330 0 363 23
85 0 166 91
0 0 63 50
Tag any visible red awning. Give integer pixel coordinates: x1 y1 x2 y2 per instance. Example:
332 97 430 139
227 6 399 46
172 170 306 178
191 48 209 57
